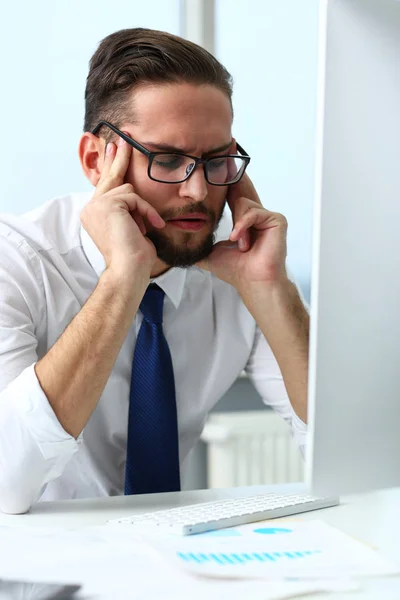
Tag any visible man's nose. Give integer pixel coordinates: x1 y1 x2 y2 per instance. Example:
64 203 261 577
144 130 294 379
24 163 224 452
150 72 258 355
178 163 208 202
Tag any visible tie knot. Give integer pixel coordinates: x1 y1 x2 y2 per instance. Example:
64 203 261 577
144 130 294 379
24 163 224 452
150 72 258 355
139 284 165 324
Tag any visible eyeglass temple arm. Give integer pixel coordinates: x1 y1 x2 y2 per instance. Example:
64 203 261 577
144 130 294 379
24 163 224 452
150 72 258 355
90 120 151 156
235 142 249 158
92 120 249 160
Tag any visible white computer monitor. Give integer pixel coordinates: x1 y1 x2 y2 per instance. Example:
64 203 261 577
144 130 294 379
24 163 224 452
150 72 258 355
306 0 400 496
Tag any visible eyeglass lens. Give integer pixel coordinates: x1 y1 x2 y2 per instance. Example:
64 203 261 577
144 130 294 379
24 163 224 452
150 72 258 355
150 154 247 184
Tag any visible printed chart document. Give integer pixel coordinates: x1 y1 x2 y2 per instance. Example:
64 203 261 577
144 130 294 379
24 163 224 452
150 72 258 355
0 523 357 600
145 520 399 581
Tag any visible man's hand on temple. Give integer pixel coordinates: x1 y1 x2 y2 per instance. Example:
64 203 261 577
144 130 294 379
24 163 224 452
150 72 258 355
197 173 309 424
81 136 165 279
195 173 289 296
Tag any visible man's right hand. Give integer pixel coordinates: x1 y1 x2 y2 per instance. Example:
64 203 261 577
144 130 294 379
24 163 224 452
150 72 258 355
81 136 165 278
33 136 166 444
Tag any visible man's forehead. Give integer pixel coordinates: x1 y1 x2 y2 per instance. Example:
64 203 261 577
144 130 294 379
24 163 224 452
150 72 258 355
125 82 233 152
131 81 232 115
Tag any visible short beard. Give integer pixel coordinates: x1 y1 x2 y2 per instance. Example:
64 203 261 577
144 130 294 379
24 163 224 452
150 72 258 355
146 202 225 268
146 229 216 268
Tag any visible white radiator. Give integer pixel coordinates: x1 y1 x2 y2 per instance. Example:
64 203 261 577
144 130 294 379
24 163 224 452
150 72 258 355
201 410 304 489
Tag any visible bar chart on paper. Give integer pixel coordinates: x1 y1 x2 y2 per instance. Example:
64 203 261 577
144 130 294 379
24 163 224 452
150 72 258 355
152 520 399 580
177 526 322 566
177 548 322 566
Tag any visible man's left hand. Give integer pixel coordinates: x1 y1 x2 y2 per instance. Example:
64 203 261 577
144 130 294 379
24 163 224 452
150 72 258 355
196 174 289 294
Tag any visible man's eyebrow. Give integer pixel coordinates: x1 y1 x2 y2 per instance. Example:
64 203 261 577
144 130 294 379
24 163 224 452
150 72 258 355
141 140 233 156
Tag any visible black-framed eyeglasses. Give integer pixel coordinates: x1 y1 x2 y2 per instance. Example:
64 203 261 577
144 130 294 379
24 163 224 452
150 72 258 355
91 120 251 186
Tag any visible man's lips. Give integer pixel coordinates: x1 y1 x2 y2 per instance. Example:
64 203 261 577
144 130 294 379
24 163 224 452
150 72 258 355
166 213 209 231
167 213 208 221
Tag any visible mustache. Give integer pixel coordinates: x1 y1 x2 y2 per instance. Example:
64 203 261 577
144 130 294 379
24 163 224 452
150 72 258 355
160 202 215 221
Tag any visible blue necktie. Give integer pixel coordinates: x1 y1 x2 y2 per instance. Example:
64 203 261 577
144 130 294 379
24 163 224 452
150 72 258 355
125 284 181 495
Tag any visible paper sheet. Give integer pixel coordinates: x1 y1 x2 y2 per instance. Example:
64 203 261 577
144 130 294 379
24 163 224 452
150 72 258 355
142 519 399 581
0 524 357 599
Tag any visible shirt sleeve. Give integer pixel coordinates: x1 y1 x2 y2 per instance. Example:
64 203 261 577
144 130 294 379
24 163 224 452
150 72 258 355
0 233 80 514
244 326 307 456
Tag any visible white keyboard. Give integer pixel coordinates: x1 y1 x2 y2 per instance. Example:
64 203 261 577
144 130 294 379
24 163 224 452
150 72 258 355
108 493 339 535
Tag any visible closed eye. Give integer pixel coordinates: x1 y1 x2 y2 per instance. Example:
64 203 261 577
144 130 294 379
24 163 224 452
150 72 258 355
153 155 186 170
208 158 228 170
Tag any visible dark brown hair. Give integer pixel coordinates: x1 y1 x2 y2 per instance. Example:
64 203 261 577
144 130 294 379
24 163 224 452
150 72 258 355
84 27 233 135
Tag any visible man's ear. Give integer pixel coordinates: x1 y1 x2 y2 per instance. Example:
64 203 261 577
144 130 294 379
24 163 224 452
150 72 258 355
78 132 106 186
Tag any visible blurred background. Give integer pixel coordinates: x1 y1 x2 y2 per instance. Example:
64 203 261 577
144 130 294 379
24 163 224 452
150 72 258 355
0 0 321 490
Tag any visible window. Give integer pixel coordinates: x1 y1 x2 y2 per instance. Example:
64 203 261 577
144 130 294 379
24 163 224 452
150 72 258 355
215 0 320 299
0 0 180 213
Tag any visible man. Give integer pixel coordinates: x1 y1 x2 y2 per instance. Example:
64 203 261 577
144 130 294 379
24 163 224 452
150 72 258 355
0 28 308 514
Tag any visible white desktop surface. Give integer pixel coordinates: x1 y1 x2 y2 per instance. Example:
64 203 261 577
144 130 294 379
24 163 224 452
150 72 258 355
1 483 400 599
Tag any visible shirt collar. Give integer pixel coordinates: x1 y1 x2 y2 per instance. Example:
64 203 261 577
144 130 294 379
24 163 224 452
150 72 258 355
150 267 187 309
80 224 187 309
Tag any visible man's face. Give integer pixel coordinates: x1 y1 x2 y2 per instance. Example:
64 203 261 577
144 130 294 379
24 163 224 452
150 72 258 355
120 82 233 268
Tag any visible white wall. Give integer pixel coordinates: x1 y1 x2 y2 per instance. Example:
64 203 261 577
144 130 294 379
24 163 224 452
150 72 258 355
216 0 320 297
0 0 180 214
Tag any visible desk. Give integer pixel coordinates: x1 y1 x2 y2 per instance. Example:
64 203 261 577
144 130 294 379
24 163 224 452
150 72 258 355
1 483 400 599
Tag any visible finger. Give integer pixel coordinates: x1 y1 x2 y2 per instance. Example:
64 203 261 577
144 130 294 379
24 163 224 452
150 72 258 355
240 173 262 205
226 196 261 234
117 193 166 229
230 208 277 240
226 195 250 228
105 182 135 197
227 173 262 212
95 141 116 193
238 228 251 252
227 193 262 217
132 212 146 236
96 137 132 195
93 190 165 229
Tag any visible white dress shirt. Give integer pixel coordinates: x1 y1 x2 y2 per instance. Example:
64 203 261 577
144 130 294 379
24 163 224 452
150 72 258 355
0 192 307 514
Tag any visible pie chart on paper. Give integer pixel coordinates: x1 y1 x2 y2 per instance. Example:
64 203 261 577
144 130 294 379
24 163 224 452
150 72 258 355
198 526 293 537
